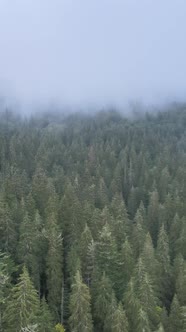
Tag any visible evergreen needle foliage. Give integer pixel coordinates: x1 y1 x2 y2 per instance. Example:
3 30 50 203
0 107 185 331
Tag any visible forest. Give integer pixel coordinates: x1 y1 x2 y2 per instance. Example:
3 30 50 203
0 107 186 332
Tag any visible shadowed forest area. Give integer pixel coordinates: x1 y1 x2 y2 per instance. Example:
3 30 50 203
0 107 186 331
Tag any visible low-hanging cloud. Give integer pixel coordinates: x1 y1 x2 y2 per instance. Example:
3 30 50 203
0 0 186 111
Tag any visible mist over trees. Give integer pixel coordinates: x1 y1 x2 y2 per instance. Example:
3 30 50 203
0 106 186 331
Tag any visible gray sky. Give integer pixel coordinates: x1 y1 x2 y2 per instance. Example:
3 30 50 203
0 0 186 110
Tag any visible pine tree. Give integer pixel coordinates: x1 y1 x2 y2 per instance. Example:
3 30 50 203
110 303 129 332
17 210 35 269
169 213 181 259
96 223 117 285
61 183 83 247
134 258 158 329
78 224 94 285
30 210 46 293
132 208 146 258
69 270 93 332
0 197 17 253
181 306 186 332
110 193 129 246
123 278 140 331
96 178 109 209
46 213 63 321
38 298 54 332
117 238 134 299
147 190 159 244
168 294 182 332
156 323 165 332
136 307 152 332
159 307 169 332
175 217 186 259
156 224 172 306
18 209 45 293
31 168 50 215
93 272 113 330
141 232 159 295
67 245 81 284
173 253 184 282
4 266 39 332
89 208 102 240
103 291 117 332
0 252 13 332
176 261 186 306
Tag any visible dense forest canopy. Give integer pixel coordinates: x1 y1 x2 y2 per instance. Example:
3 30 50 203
0 107 186 332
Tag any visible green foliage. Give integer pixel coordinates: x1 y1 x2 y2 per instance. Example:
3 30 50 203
69 270 93 332
110 302 129 332
4 266 40 332
38 298 54 332
168 294 182 332
54 323 65 332
0 108 185 331
93 272 113 329
46 213 63 320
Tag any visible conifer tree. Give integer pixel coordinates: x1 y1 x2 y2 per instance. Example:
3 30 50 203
117 238 134 299
156 224 172 306
93 272 113 330
67 245 81 284
69 270 93 332
38 298 54 332
175 217 186 259
141 233 157 277
168 294 182 332
0 197 17 254
181 306 186 332
169 213 181 259
96 223 117 285
156 323 165 332
110 193 129 246
147 190 159 244
110 303 129 332
136 307 152 332
132 208 146 258
176 261 186 306
134 258 158 329
78 224 94 285
4 266 39 332
103 291 117 332
17 211 34 268
124 278 140 332
0 252 12 332
173 253 184 282
89 208 102 240
46 213 63 321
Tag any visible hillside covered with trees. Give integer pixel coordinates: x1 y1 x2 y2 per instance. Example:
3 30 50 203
0 107 186 331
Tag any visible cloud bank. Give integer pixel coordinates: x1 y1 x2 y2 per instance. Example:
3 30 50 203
0 0 186 111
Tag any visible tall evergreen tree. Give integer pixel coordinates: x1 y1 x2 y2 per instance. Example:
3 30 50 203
4 266 40 332
93 272 113 330
78 224 94 285
96 223 117 285
168 294 182 332
110 303 129 332
156 224 172 306
69 270 93 332
46 213 63 321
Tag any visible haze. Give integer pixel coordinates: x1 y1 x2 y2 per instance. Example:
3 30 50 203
0 0 186 111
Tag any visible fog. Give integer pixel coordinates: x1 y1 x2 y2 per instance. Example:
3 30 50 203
0 0 186 112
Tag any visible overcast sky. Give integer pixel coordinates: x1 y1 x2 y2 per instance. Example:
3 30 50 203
0 0 186 110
